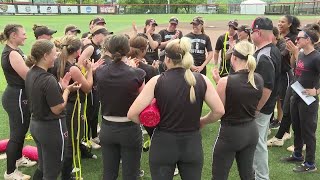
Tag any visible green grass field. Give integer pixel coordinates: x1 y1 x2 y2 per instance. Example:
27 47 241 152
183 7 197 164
0 14 320 179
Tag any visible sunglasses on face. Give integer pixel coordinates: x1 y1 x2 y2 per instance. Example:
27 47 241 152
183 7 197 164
296 36 307 41
250 29 259 34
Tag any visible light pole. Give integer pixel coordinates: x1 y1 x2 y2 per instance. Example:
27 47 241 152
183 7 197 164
168 0 170 14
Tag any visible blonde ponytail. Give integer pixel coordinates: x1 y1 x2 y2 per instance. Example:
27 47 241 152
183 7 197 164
234 41 257 89
180 37 196 103
165 37 197 103
246 54 257 89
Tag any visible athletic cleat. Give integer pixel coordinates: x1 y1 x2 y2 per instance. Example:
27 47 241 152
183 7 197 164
283 132 292 141
269 120 280 129
90 140 101 149
293 163 317 173
16 156 37 168
4 169 31 180
281 154 304 163
91 137 100 145
267 137 284 147
287 144 306 152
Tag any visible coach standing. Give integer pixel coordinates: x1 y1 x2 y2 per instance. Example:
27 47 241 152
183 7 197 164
250 17 281 180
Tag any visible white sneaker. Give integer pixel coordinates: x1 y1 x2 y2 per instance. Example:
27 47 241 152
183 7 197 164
283 132 292 141
91 137 100 145
16 156 37 168
267 137 284 147
4 169 31 180
287 144 306 152
90 140 101 150
174 167 179 176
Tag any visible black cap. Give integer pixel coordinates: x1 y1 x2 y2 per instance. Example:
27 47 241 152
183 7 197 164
91 26 112 36
228 20 239 29
169 17 179 24
190 17 204 25
34 26 57 38
145 19 158 26
251 17 273 30
237 25 250 34
92 17 106 25
65 25 81 34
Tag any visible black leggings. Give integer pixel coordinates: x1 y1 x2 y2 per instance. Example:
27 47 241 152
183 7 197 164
149 129 203 180
2 86 30 174
30 119 67 180
86 88 100 139
212 121 258 180
275 87 293 139
100 120 142 180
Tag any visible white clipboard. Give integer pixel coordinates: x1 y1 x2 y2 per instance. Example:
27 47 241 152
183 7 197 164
291 81 316 105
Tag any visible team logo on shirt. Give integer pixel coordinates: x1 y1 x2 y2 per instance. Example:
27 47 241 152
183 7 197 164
190 39 206 54
164 34 174 40
295 60 305 76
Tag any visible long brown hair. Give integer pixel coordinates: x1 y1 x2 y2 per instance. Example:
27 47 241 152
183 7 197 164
57 35 82 78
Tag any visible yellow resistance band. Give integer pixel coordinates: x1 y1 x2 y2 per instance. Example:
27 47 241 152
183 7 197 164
219 32 229 75
70 66 91 180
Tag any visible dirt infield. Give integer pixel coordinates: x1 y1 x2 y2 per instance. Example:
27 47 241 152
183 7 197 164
121 19 317 50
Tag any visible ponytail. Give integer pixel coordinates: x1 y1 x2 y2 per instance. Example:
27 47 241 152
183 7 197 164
58 46 68 79
201 27 205 34
25 55 37 67
0 32 6 44
112 52 123 62
108 35 130 63
246 54 257 89
165 37 197 103
56 35 81 78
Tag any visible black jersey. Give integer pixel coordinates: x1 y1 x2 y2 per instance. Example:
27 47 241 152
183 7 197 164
96 61 145 117
222 70 264 124
82 40 101 62
137 33 162 64
49 59 86 103
1 45 26 88
137 62 158 83
185 33 213 66
26 66 64 121
254 43 281 114
158 29 183 61
294 50 320 91
155 68 207 132
215 33 238 61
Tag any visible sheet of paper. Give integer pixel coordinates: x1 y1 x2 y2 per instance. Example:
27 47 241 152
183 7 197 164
291 81 316 105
